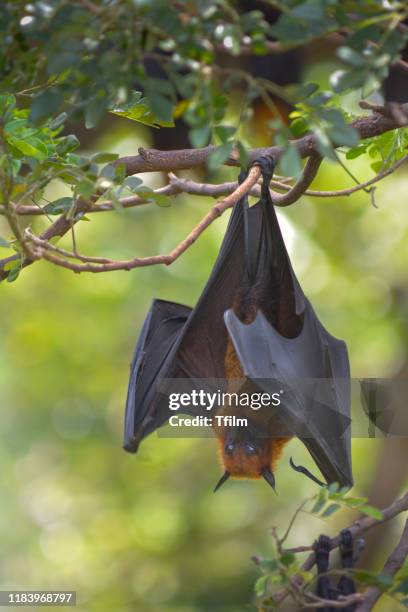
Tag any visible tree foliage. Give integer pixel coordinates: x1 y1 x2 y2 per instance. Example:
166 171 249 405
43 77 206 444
1 0 408 281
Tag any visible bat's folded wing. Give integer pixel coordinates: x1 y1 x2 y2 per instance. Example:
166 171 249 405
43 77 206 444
124 299 192 452
224 305 353 487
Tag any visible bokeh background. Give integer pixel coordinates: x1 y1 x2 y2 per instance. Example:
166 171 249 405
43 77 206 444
1 64 408 611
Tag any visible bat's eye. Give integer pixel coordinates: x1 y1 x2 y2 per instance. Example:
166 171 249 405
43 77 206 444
244 442 258 455
224 442 235 455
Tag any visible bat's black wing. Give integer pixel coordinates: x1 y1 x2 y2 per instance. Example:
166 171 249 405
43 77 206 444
124 185 248 452
124 299 191 451
223 156 352 486
224 307 352 486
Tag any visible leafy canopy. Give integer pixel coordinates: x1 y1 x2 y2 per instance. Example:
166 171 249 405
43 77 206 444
1 0 408 279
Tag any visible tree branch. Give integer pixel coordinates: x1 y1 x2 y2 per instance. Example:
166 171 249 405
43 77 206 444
23 167 263 273
2 102 408 280
355 519 408 612
274 490 408 606
3 150 407 223
270 154 322 206
303 591 366 609
116 104 408 175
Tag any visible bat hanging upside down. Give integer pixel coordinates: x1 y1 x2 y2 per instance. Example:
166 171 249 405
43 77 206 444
124 156 353 493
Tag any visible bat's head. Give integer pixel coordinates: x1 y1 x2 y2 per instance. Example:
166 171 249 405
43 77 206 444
214 434 290 493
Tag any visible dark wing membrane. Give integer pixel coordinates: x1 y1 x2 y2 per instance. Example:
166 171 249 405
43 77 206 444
124 299 191 452
223 184 352 486
299 324 352 487
224 307 352 486
173 197 247 379
124 200 248 451
224 196 353 488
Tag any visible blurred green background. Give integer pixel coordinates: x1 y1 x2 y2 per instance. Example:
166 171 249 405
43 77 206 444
1 102 408 612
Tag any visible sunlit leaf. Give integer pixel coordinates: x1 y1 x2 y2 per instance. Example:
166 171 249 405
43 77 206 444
207 141 234 171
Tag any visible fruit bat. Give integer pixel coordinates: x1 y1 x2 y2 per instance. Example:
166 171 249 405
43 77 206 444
124 156 353 492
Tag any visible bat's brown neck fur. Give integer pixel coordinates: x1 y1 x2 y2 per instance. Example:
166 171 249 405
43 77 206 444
214 280 292 479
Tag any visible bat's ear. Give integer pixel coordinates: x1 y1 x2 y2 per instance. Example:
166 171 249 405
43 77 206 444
213 471 230 493
261 468 277 494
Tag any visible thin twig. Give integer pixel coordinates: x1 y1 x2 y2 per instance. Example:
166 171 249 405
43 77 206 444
24 167 262 273
5 151 407 219
279 498 311 546
302 591 366 609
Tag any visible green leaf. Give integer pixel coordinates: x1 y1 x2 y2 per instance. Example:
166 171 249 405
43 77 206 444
370 160 383 173
111 92 175 128
135 189 171 207
311 487 328 514
124 176 143 191
213 125 236 143
91 152 119 164
237 141 249 168
254 575 269 597
374 574 394 590
394 578 408 595
0 94 16 114
321 503 341 518
57 134 80 156
43 197 74 215
332 68 367 93
149 93 174 124
8 137 46 160
355 571 393 590
85 98 108 129
190 125 211 147
75 179 95 199
4 259 20 271
328 124 359 148
30 89 62 123
49 112 68 130
280 553 295 567
328 482 340 496
280 143 301 178
340 496 367 508
315 128 337 161
207 142 234 171
7 267 21 283
4 118 27 134
107 190 124 215
345 146 367 160
101 164 116 182
359 505 383 520
287 82 319 100
259 559 278 573
355 570 378 585
4 256 22 282
337 46 366 68
0 236 10 248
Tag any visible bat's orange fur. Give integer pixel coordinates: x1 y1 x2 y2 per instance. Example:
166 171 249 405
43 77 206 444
216 434 290 479
212 333 291 479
